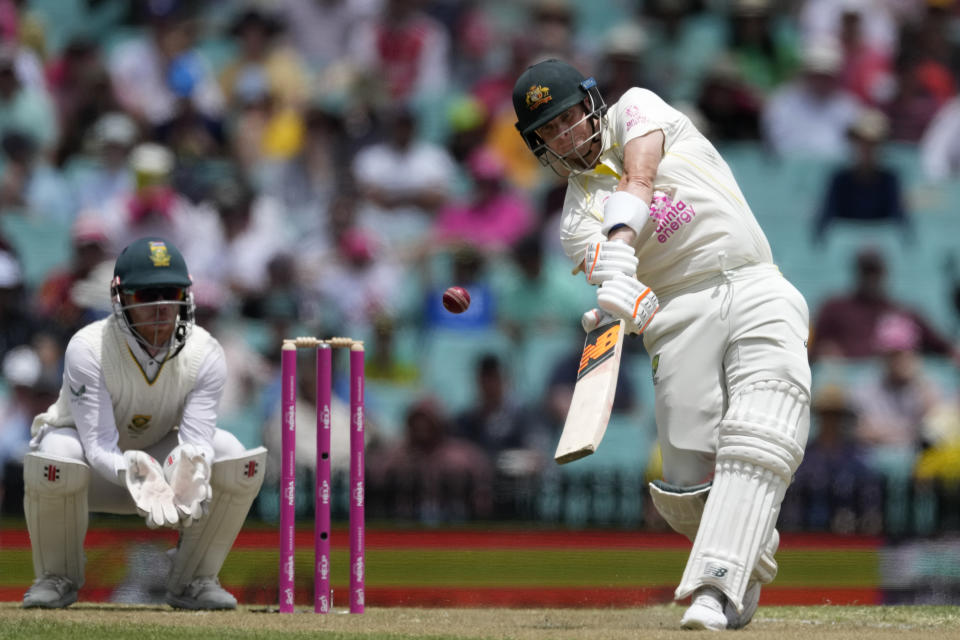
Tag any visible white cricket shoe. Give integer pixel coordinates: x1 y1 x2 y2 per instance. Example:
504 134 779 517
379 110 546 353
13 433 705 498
22 574 78 609
680 586 727 631
725 580 761 629
166 577 237 610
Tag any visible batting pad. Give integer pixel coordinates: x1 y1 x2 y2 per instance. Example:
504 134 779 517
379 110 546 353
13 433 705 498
648 480 711 541
24 452 91 586
167 447 267 593
676 380 808 613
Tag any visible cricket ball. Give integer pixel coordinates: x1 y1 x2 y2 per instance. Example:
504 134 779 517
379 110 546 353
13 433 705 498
442 286 471 314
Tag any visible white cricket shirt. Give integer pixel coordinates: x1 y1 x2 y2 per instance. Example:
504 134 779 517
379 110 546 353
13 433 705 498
559 88 773 296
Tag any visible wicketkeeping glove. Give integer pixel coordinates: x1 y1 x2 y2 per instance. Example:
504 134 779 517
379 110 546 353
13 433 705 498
597 273 660 335
123 450 180 529
163 443 212 528
584 239 639 285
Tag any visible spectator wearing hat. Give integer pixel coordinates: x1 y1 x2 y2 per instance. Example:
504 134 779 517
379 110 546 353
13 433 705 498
0 129 73 223
695 55 764 142
762 38 864 158
433 147 534 252
810 247 960 361
67 112 139 212
851 314 943 533
780 383 883 534
99 142 210 254
0 45 57 154
812 109 909 242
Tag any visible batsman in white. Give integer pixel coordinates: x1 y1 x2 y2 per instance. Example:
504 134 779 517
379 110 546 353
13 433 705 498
21 236 267 610
513 59 811 630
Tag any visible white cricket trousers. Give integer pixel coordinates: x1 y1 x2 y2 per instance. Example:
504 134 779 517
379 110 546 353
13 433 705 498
642 263 811 486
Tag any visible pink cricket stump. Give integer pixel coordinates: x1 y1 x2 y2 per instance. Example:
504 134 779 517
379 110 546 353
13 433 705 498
279 344 297 613
349 344 365 614
315 344 332 613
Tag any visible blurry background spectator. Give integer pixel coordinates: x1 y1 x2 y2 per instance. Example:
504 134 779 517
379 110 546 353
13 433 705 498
813 109 909 242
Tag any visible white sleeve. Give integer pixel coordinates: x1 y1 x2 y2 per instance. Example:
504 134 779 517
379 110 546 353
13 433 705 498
177 342 227 462
614 88 682 148
559 187 605 269
63 336 126 485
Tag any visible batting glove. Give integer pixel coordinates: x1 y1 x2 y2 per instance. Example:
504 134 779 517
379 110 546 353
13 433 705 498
597 273 660 335
584 239 639 285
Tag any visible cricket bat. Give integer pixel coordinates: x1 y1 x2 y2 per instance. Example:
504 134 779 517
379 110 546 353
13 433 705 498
554 319 625 464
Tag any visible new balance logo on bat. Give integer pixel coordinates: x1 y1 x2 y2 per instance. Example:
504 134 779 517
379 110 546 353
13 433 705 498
577 322 622 380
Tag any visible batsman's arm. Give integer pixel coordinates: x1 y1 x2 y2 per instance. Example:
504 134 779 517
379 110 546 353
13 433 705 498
601 130 666 246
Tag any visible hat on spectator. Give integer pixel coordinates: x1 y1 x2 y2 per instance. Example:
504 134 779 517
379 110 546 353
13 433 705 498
801 38 843 75
0 249 23 288
229 7 283 37
602 22 648 58
130 142 174 176
848 108 889 142
811 384 854 416
2 344 40 387
89 112 138 149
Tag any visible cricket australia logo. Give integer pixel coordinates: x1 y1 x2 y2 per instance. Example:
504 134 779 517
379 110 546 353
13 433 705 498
525 85 552 111
69 384 85 397
148 241 171 267
128 414 151 435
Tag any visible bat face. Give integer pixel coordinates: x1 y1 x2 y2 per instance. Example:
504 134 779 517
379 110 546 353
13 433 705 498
555 319 625 464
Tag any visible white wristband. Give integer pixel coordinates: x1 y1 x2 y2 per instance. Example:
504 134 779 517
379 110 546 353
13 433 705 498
601 190 650 236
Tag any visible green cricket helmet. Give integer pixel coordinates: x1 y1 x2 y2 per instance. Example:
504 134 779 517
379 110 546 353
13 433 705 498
110 237 195 357
512 58 607 175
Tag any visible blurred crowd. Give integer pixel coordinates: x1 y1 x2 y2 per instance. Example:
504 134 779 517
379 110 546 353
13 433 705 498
0 0 959 536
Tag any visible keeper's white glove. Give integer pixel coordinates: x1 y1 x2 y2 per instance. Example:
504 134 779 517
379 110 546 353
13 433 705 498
584 239 639 285
163 443 212 528
597 273 660 335
123 450 180 529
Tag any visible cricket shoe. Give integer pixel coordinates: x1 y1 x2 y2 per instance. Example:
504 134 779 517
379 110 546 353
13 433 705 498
680 586 727 631
166 576 237 610
724 580 761 630
22 574 78 609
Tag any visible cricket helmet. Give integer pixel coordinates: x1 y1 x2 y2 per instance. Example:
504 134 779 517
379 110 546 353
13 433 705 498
110 237 195 357
512 58 607 174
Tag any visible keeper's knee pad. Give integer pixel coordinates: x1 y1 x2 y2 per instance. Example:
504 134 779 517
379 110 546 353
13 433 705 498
24 452 90 586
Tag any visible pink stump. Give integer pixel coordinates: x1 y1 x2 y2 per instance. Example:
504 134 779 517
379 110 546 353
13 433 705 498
349 345 365 613
314 344 332 613
279 344 297 613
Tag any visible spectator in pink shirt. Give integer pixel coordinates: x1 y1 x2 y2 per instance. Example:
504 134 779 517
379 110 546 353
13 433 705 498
434 148 534 251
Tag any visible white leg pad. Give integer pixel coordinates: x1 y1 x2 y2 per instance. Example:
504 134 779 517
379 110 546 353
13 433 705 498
648 480 711 542
167 447 267 594
676 380 808 613
23 452 90 587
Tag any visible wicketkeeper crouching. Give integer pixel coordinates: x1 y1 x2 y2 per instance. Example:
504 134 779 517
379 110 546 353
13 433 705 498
21 236 267 610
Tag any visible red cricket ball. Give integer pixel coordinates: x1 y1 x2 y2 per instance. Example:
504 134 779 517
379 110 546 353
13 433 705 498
442 286 471 314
